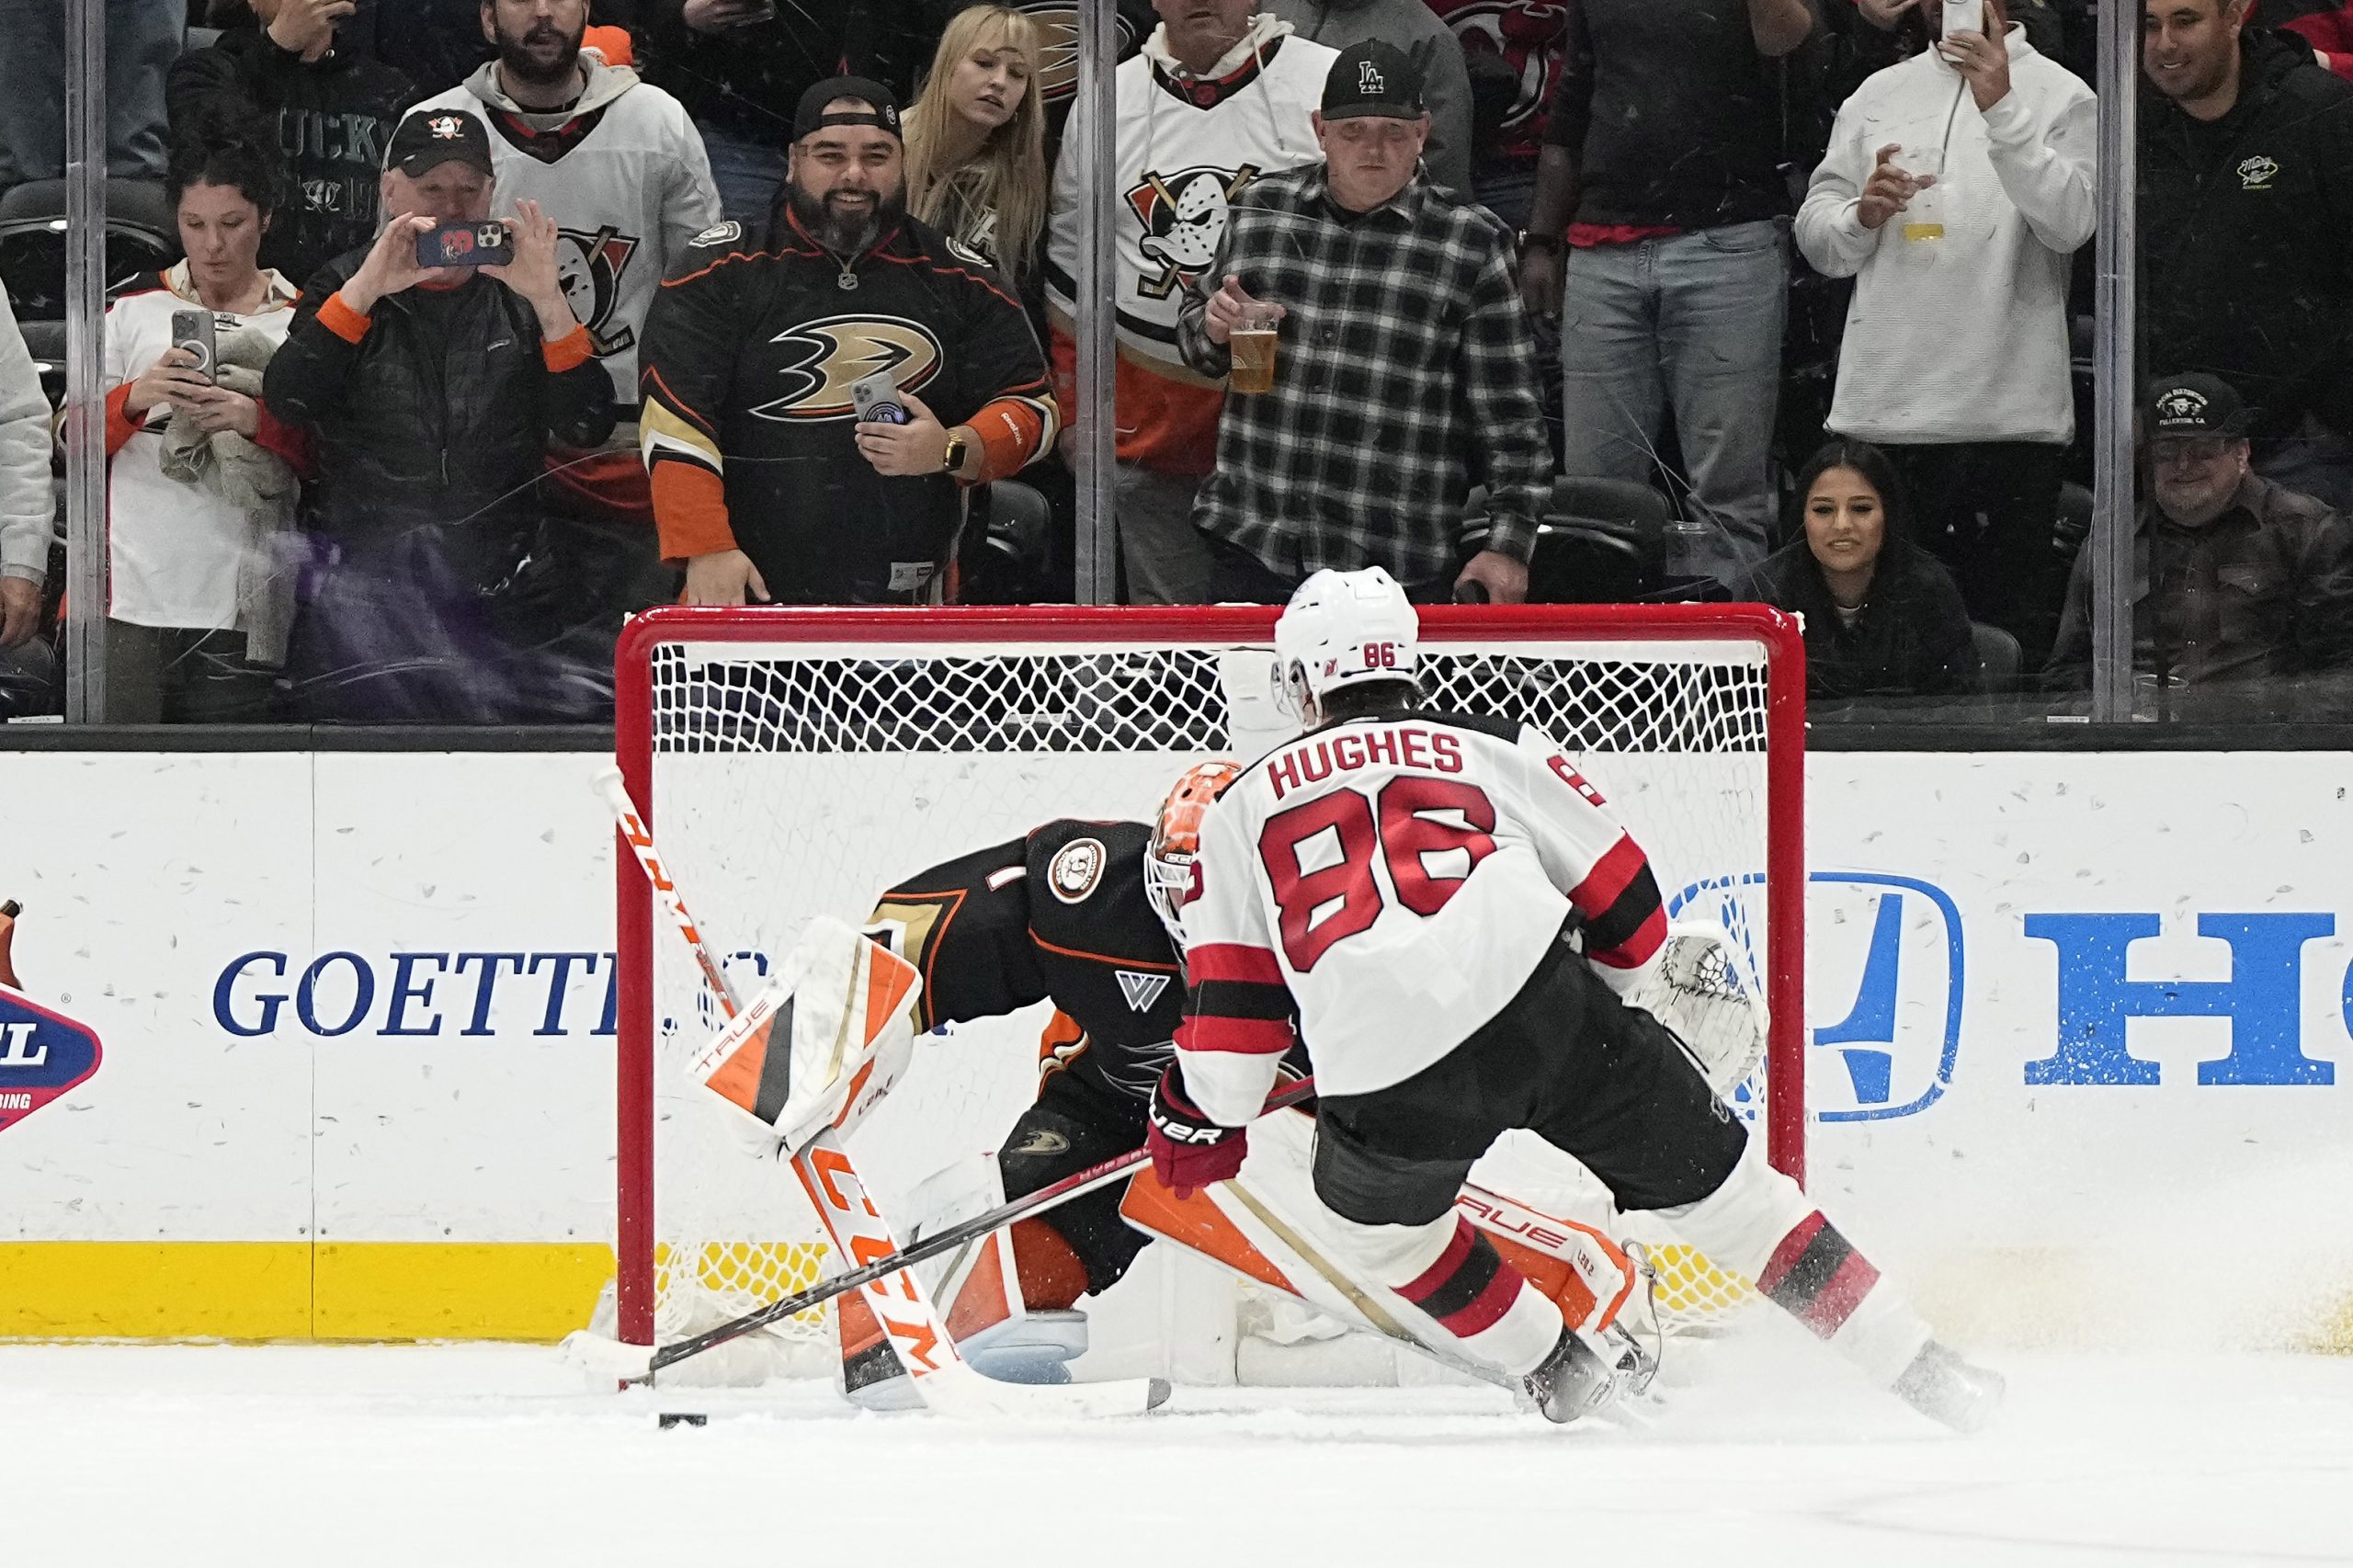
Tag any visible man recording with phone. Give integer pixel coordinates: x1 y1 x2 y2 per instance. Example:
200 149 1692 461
638 78 1057 608
263 106 615 722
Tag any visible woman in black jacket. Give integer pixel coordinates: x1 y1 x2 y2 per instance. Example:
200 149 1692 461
1741 438 1982 701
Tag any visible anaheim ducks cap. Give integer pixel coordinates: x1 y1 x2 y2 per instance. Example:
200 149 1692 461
386 108 494 177
793 76 904 142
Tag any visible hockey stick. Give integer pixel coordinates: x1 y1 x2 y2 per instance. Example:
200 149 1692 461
595 765 1170 1416
574 1074 1319 1387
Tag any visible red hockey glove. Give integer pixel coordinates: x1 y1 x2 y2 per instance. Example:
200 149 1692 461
1147 1066 1248 1199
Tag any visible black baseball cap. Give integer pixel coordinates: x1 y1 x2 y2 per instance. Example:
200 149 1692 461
1321 40 1427 120
2147 373 2253 439
793 76 904 142
386 108 494 177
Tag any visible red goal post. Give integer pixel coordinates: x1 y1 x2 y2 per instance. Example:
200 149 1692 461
613 604 1807 1353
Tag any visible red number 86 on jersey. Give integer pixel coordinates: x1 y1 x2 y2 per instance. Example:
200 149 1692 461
1256 778 1498 971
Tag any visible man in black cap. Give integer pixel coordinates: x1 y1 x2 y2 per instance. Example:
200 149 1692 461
262 105 616 722
1176 40 1551 604
637 76 1059 607
2048 373 2353 708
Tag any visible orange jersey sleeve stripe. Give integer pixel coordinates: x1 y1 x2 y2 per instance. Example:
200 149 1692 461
650 462 738 561
315 293 372 345
541 324 595 374
103 383 142 456
968 395 1051 482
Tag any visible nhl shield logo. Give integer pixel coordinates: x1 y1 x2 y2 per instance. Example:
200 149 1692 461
0 988 103 1135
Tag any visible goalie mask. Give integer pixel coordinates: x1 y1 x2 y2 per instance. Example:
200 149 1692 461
1145 760 1242 947
1273 566 1419 719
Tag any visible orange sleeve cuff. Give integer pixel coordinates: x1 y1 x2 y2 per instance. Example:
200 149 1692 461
316 292 372 345
968 398 1048 483
104 383 142 456
542 324 595 374
652 462 739 562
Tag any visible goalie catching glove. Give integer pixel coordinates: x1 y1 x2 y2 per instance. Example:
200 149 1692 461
1147 1066 1248 1199
692 915 924 1158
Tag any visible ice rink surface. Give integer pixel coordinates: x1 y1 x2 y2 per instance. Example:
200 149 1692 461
6 1328 2350 1568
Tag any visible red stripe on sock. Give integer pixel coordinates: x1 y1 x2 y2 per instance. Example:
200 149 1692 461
1440 1265 1527 1338
1756 1210 1828 1296
1400 1220 1477 1304
1801 1254 1882 1337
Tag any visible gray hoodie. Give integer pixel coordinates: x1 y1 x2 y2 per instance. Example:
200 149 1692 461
1265 0 1476 198
0 296 49 589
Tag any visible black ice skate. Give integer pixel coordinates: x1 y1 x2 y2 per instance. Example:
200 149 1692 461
1522 1327 1652 1425
1893 1340 2006 1433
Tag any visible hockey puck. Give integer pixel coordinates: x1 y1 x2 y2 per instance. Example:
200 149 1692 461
656 1412 709 1429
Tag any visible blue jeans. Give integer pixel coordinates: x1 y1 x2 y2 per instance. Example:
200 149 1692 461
700 124 788 236
1556 221 1790 587
0 0 176 183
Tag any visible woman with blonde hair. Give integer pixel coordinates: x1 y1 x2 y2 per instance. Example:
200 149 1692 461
904 6 1050 290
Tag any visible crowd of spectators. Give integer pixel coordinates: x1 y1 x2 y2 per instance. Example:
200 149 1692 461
5 0 2353 726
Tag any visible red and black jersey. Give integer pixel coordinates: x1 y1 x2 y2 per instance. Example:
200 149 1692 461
638 209 1058 603
870 820 1185 1103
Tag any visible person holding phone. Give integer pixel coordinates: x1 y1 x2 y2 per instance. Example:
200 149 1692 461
1795 0 2093 668
262 107 615 724
639 77 1057 608
100 128 309 722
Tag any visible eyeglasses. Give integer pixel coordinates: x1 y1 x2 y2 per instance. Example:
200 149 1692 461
2151 437 2232 464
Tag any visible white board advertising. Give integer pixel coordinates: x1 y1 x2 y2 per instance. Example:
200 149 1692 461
0 748 2346 1348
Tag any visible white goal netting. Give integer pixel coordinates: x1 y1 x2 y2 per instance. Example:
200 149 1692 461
615 608 1804 1377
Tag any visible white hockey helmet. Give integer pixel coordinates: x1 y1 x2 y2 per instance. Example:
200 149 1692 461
1272 566 1419 717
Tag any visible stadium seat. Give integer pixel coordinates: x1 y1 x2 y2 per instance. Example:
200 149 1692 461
0 179 178 321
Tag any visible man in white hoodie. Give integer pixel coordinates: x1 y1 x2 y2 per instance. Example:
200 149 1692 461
1043 0 1336 603
1796 0 2094 665
415 0 722 528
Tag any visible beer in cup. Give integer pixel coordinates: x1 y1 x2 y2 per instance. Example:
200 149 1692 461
1230 302 1279 394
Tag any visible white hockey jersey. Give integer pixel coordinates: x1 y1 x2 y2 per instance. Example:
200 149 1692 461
1175 710 1668 1126
414 59 721 409
1040 15 1332 472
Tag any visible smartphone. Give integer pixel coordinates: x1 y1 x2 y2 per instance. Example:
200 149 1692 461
170 309 218 385
1941 0 1984 38
415 221 516 270
850 370 911 426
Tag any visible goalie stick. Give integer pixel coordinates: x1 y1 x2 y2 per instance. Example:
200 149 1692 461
594 766 1169 1417
574 1075 1320 1386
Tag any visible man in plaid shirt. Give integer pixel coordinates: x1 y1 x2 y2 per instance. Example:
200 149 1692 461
1176 40 1552 604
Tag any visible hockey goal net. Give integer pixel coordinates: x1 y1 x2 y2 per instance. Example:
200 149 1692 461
613 605 1806 1376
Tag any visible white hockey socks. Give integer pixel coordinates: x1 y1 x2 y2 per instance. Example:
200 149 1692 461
1654 1141 1932 1388
1316 1208 1566 1379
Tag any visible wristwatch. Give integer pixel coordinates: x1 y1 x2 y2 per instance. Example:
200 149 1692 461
940 429 971 474
1518 229 1563 255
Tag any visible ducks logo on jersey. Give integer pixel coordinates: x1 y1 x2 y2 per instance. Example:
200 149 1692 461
1126 165 1260 299
558 223 642 357
750 314 944 422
